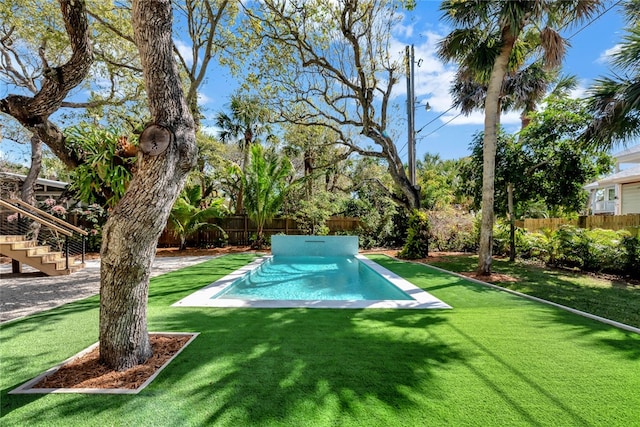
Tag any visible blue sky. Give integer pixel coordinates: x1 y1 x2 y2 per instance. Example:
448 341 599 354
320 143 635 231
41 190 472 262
194 1 629 163
388 0 628 162
1 1 629 167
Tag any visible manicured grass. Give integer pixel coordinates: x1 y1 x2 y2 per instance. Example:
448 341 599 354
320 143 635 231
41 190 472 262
1 253 639 426
427 254 640 329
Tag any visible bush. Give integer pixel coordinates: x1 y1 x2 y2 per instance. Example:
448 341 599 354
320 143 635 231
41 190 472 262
398 210 430 259
427 207 477 252
622 234 640 279
516 225 636 277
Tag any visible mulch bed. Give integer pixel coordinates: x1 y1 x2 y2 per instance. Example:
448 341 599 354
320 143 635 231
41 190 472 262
33 334 191 390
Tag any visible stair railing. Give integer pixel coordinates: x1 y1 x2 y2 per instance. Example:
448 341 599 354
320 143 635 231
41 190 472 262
0 198 89 270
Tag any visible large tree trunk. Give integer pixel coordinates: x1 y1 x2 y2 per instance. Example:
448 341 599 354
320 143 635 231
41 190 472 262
99 0 198 371
477 30 517 276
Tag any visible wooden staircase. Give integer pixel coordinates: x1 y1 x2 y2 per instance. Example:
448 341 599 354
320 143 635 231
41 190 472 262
0 235 84 276
1 198 89 276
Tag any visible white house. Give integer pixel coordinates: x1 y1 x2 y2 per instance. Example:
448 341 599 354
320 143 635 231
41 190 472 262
585 144 640 215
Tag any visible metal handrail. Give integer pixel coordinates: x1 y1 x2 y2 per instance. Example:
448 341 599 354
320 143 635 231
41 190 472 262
0 199 73 237
0 198 88 270
10 198 89 236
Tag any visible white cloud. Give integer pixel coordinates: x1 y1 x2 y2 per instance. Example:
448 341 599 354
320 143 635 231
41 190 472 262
439 110 522 127
197 91 212 105
174 39 193 67
200 125 221 137
597 44 621 64
570 82 589 100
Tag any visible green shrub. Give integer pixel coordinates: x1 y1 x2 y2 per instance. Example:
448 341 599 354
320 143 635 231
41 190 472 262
398 210 430 259
521 225 634 276
427 207 477 252
583 228 628 273
622 234 640 279
518 229 558 264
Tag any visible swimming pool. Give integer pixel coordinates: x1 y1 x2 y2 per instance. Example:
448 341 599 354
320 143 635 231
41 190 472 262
213 255 413 301
173 254 451 309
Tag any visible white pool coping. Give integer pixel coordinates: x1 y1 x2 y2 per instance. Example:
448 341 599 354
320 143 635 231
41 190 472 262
172 255 451 310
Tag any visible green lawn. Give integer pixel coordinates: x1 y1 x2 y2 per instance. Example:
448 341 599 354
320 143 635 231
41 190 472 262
1 253 639 426
427 254 640 329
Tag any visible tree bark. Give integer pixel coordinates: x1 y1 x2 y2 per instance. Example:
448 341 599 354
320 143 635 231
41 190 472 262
22 136 43 242
477 29 517 276
21 136 42 206
99 0 197 371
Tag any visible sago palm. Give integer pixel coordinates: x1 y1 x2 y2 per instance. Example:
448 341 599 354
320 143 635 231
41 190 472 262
168 185 228 250
241 144 293 249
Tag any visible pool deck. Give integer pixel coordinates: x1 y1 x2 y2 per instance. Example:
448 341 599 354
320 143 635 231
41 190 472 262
172 255 452 310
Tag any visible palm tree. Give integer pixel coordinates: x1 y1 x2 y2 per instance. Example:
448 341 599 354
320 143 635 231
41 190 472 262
438 0 602 275
241 144 293 249
168 185 228 250
214 94 271 213
584 0 640 149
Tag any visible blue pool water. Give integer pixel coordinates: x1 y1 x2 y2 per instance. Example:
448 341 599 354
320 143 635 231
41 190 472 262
212 256 413 301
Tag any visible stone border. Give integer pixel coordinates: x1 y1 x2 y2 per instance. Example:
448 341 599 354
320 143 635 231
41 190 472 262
9 332 199 395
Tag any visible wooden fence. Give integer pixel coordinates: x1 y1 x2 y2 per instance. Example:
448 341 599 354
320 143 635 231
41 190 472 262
521 214 640 235
158 215 362 247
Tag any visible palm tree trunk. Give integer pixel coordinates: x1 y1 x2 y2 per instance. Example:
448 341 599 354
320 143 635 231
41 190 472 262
478 30 517 276
508 182 516 262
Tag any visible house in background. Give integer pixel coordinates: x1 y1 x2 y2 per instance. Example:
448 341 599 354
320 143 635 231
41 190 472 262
0 172 69 202
585 144 640 215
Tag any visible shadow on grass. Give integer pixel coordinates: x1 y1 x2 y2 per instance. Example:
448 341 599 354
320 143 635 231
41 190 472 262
2 308 466 426
532 307 640 361
151 308 463 425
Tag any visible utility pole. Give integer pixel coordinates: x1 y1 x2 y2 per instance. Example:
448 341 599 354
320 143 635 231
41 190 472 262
405 45 416 186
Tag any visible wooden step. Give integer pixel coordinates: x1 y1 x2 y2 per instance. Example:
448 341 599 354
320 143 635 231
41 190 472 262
0 235 27 243
0 238 84 276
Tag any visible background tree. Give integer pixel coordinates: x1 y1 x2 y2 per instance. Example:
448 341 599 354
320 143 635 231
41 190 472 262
463 95 613 224
438 0 602 275
240 143 293 249
215 94 272 213
417 153 469 211
242 0 421 209
0 0 93 168
583 0 640 148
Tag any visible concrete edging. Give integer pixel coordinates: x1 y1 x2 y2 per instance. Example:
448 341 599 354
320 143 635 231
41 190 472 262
9 332 199 395
415 259 640 335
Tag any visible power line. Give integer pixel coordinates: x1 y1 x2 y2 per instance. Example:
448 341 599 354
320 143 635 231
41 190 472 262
412 1 622 142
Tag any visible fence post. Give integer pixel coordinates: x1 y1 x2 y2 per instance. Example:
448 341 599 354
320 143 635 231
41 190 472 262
244 214 248 245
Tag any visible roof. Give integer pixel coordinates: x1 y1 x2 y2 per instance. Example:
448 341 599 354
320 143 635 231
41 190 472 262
613 144 640 164
585 164 640 189
0 172 69 189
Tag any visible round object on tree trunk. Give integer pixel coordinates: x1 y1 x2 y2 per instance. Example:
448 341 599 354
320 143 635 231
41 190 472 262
139 124 172 156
